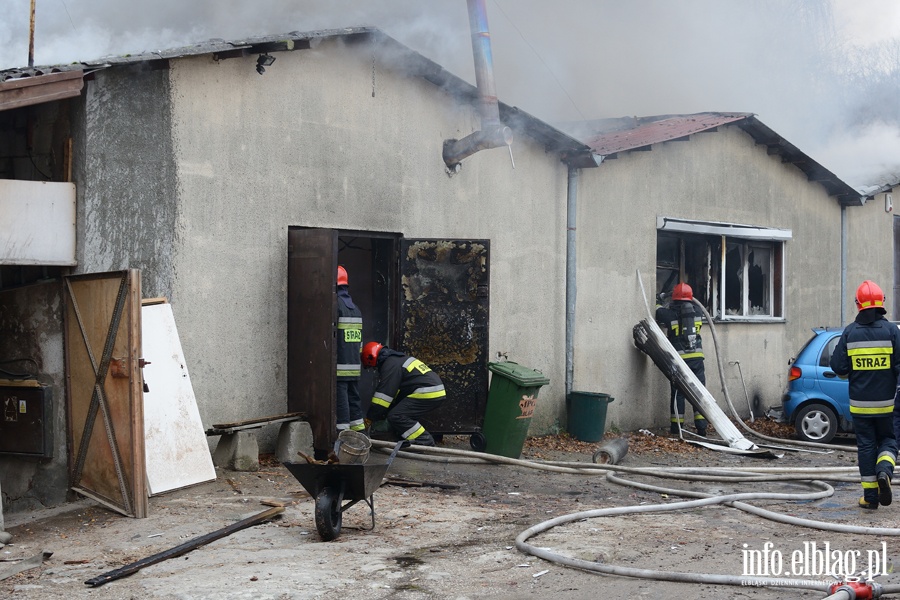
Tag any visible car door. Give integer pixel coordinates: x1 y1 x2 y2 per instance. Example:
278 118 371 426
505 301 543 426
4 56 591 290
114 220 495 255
815 334 850 420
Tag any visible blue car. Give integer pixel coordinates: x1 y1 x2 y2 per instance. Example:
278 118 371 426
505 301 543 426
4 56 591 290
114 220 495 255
781 327 852 443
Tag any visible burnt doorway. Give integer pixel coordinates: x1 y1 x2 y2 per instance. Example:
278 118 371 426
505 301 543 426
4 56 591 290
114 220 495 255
398 240 490 437
287 228 395 454
287 230 490 453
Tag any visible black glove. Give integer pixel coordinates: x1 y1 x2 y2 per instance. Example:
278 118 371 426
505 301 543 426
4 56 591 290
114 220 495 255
367 405 388 422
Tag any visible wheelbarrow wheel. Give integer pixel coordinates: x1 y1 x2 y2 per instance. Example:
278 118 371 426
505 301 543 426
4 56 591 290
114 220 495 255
315 486 343 541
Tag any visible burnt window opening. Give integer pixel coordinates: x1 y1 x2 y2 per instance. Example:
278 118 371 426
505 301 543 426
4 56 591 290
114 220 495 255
657 231 784 321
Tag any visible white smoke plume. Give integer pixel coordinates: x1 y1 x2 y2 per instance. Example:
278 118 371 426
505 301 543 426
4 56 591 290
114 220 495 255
1 0 899 190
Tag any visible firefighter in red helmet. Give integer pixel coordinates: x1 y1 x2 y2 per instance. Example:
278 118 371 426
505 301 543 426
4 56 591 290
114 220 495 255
655 282 707 437
361 341 446 446
335 266 365 433
831 279 900 509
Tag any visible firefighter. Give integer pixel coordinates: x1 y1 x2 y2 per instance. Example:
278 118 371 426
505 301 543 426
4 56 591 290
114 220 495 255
361 342 446 446
655 282 707 436
830 279 900 509
336 266 365 433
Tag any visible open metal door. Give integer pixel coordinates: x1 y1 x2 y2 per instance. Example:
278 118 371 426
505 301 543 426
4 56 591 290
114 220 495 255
287 228 337 453
398 239 489 434
64 270 147 518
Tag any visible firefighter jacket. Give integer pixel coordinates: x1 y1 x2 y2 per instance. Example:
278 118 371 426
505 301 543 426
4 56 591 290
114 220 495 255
367 350 446 421
336 287 362 381
655 300 704 360
830 308 900 417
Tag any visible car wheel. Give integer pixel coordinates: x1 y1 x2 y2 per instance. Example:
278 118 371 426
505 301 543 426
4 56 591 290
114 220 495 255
794 403 838 443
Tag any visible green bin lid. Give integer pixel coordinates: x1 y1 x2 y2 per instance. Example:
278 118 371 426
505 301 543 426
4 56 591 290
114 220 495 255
488 361 550 386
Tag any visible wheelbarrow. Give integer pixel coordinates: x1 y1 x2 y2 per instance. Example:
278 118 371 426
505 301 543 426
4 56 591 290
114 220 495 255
283 439 405 541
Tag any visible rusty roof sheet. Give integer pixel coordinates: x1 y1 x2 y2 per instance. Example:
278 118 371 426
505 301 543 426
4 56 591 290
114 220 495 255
576 112 752 155
567 112 865 206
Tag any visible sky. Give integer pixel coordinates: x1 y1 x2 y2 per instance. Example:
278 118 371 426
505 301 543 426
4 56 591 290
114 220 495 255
1 0 899 191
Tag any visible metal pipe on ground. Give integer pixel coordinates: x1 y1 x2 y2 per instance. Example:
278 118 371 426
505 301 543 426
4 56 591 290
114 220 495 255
592 437 628 465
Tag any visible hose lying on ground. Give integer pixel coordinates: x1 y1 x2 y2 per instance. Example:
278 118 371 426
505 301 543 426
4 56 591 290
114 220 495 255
372 439 900 596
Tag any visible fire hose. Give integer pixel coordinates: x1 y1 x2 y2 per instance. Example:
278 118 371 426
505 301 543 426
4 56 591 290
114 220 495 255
372 440 900 597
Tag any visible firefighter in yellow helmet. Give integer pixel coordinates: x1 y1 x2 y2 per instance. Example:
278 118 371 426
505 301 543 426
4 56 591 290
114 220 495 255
830 280 900 509
655 282 707 436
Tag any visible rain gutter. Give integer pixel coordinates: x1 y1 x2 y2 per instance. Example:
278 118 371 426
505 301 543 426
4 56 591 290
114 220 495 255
565 155 603 397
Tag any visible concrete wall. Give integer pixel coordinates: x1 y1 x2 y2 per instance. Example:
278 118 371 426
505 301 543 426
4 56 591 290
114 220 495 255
846 192 895 321
77 39 569 439
74 64 179 300
0 281 69 512
574 126 846 433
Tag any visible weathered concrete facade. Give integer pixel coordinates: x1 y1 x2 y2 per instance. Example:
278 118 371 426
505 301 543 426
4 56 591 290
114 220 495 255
1 29 892 515
72 36 571 437
573 125 868 433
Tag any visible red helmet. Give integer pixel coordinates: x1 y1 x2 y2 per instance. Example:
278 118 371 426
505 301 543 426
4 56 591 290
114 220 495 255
672 282 693 301
856 280 885 310
361 341 383 368
336 265 349 286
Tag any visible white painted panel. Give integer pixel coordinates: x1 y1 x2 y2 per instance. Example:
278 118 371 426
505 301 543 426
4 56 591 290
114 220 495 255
142 303 216 495
0 179 76 265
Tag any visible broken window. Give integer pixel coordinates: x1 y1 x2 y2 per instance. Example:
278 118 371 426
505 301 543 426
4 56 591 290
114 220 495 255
656 218 788 321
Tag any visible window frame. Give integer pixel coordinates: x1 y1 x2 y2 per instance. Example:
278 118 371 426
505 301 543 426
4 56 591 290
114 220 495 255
656 217 789 323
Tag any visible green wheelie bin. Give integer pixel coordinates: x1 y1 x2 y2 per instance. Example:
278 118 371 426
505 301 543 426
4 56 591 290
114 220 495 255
567 391 614 442
481 362 550 458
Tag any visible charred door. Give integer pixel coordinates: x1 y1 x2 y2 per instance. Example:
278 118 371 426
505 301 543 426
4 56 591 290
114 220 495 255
287 228 337 453
398 240 489 434
64 270 147 518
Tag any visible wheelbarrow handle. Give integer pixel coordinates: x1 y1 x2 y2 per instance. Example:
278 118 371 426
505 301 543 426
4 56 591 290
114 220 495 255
385 440 406 468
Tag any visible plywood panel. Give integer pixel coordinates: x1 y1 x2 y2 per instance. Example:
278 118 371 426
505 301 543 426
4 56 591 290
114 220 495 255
64 270 147 518
0 179 76 265
142 303 216 495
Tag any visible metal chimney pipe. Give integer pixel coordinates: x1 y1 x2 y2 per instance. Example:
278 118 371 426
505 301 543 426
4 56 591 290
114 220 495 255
443 0 513 171
468 0 500 128
28 0 36 68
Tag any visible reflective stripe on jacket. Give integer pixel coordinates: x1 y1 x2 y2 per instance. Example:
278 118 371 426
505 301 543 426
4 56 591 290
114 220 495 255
336 290 362 380
369 353 446 411
830 312 900 416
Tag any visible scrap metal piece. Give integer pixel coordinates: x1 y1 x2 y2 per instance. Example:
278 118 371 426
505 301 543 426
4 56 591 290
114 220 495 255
0 551 52 581
632 318 777 456
84 506 284 587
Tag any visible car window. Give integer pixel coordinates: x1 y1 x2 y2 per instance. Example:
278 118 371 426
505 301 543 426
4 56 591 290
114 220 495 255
819 336 840 367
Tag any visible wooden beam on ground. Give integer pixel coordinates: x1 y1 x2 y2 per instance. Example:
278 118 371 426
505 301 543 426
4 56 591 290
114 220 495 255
84 507 284 587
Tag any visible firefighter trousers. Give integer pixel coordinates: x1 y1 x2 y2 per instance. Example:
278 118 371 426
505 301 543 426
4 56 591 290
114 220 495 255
386 396 445 446
853 415 896 503
670 358 707 434
336 380 364 431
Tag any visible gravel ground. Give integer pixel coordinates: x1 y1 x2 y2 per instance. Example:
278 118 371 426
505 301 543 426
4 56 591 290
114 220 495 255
0 421 896 599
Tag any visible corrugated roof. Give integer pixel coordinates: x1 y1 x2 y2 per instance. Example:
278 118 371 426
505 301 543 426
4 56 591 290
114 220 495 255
569 112 865 206
0 27 595 166
575 112 751 155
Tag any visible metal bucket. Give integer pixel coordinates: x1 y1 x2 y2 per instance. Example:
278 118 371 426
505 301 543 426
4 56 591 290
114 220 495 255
337 430 371 464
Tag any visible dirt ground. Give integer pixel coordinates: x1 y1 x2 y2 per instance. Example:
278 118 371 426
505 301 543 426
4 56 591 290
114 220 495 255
2 420 898 599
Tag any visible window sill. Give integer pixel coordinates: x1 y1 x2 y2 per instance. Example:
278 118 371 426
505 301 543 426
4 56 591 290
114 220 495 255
713 317 785 324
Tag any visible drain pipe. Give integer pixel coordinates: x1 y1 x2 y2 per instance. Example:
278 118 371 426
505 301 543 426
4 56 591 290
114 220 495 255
565 166 578 397
443 0 513 172
841 204 848 325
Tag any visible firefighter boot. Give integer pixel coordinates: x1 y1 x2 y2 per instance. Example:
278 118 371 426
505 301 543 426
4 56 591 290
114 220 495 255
877 472 893 507
859 496 879 510
695 417 707 437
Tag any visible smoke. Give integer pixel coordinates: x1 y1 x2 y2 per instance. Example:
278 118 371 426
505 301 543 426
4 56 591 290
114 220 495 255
1 0 899 189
